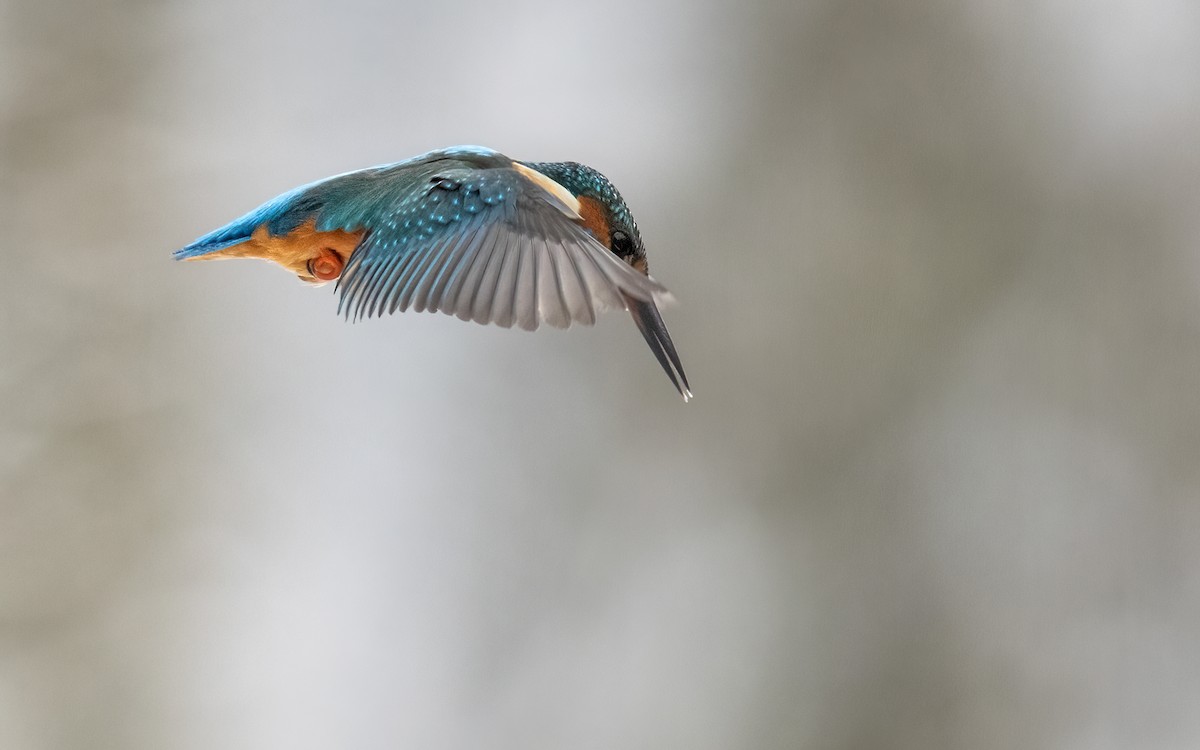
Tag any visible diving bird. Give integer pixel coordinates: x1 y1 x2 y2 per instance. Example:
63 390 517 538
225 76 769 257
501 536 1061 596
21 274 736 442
175 146 691 400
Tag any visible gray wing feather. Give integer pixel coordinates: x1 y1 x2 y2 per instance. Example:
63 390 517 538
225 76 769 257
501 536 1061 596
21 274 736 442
448 221 500 321
535 236 568 329
495 229 528 328
513 231 538 331
470 225 510 325
424 228 474 315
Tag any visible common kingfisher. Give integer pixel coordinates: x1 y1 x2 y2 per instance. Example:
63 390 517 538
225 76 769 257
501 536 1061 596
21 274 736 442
175 146 691 400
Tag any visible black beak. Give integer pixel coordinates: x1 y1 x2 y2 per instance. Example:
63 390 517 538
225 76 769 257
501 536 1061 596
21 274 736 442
624 293 692 401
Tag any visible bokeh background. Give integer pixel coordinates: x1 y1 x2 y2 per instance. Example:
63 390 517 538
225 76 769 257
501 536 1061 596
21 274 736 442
4 1 1200 748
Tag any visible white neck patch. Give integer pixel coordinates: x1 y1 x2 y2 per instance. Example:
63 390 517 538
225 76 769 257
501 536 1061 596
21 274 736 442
512 162 583 219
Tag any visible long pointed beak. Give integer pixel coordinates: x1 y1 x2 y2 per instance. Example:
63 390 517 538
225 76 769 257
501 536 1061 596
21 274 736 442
623 293 692 402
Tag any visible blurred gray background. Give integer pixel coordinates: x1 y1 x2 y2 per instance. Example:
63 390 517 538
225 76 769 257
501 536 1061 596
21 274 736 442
3 1 1200 748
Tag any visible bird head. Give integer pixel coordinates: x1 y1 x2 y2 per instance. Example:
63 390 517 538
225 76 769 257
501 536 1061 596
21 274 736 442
519 161 650 274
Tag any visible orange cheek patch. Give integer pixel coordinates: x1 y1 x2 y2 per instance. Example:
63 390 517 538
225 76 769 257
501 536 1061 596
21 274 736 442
577 196 612 248
197 219 364 279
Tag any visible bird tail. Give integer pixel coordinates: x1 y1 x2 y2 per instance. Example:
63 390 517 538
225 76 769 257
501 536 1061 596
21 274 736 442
624 293 692 402
173 221 259 259
173 181 322 260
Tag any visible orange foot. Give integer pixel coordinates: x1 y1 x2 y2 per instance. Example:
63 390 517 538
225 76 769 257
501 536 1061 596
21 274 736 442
308 248 344 282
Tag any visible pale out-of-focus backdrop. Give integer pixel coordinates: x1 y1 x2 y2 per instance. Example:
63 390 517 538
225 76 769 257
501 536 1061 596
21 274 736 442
3 1 1200 748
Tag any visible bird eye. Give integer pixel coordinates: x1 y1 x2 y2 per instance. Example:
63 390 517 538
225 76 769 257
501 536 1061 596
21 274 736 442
611 230 633 256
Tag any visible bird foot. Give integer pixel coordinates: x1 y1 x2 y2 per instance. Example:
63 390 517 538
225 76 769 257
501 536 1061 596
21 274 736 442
307 248 345 282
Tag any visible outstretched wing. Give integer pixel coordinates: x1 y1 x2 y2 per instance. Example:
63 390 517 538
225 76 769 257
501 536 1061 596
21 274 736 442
319 160 671 330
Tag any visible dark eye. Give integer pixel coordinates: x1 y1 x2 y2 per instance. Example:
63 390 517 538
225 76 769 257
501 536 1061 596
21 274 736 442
611 230 633 256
